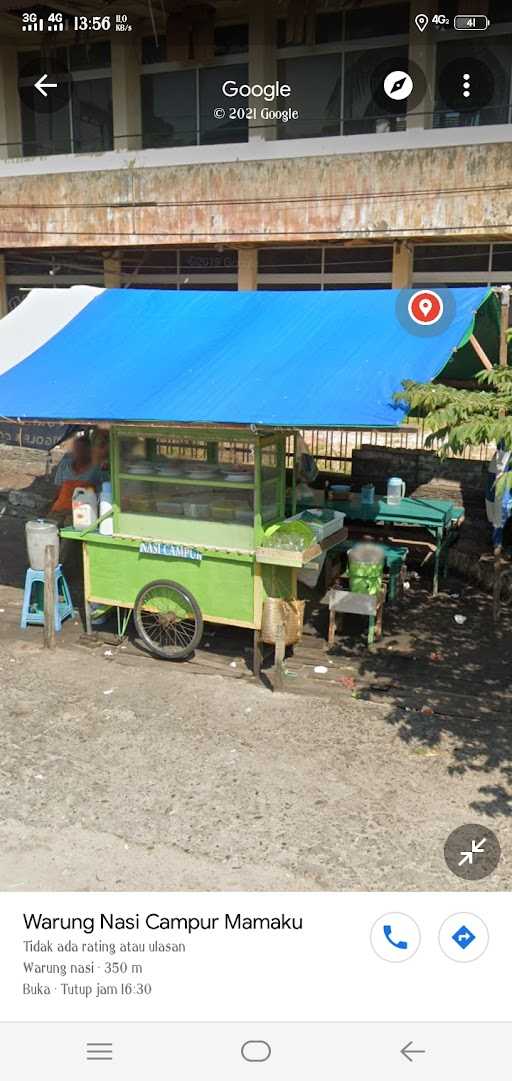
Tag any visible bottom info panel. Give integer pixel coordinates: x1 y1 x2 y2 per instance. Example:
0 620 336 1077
0 891 509 1079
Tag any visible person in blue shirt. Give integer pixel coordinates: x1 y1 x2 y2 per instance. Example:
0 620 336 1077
50 434 101 523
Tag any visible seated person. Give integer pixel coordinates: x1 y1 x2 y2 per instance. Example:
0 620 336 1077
49 434 101 524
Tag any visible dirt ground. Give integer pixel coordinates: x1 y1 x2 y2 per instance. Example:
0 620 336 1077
0 512 511 892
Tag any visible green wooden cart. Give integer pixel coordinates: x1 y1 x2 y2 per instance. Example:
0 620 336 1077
61 424 347 672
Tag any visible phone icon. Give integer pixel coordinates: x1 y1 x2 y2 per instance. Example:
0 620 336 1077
383 924 408 950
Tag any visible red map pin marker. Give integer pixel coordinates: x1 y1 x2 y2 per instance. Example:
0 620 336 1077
408 290 444 325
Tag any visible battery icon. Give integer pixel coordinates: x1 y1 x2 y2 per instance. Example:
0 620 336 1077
454 15 490 29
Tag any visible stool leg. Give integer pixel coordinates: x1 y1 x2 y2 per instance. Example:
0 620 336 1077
20 571 31 629
368 614 376 647
60 574 71 608
53 567 62 633
398 566 406 600
376 601 384 640
327 608 336 649
253 628 263 680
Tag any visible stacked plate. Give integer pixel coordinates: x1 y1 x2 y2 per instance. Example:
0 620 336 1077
187 467 219 481
126 461 155 475
154 463 185 477
224 471 253 484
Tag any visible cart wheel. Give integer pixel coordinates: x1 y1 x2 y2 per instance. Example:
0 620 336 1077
133 579 203 660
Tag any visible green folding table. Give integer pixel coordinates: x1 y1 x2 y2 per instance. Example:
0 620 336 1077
327 496 464 596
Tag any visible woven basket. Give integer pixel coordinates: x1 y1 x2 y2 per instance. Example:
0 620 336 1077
260 598 305 646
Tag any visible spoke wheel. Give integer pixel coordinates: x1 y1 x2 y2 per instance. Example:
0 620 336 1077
133 579 203 660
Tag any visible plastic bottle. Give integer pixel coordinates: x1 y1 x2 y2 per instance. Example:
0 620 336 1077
99 481 114 536
387 476 406 505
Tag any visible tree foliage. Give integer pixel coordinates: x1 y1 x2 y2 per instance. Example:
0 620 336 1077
395 367 512 454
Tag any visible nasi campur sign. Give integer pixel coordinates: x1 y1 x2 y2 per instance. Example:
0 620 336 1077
139 542 202 562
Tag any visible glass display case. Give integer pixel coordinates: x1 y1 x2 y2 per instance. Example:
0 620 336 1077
112 426 287 548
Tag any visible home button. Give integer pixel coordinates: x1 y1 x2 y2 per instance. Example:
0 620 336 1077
241 1040 271 1062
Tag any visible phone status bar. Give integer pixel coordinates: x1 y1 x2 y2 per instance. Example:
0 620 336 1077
415 12 491 31
21 11 133 33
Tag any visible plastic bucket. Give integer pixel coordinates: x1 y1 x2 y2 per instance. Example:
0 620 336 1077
348 543 384 595
25 520 60 571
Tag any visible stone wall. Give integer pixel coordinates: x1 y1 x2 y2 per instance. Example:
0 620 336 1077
0 443 62 519
351 444 488 510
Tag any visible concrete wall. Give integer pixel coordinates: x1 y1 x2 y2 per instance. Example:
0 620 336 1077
2 139 512 249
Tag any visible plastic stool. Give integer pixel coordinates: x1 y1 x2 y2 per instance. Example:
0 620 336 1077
20 564 74 632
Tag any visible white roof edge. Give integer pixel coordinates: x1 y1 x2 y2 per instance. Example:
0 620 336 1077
0 286 103 375
0 125 510 179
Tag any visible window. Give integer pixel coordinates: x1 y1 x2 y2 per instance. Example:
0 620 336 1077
180 249 237 274
141 63 248 147
258 282 322 291
69 41 111 69
325 247 393 274
257 245 393 288
323 282 390 290
141 69 196 148
121 249 238 288
72 78 112 153
277 12 342 47
277 54 341 138
199 64 248 143
18 44 112 156
487 0 511 23
214 23 248 55
344 46 408 135
346 3 410 39
492 245 512 272
414 245 490 274
258 249 322 275
4 250 104 306
141 36 167 65
142 25 248 63
21 99 71 156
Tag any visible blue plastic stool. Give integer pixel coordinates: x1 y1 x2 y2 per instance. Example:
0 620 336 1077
20 564 74 632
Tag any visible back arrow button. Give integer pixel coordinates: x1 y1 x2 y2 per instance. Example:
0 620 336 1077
34 73 58 98
401 1041 427 1062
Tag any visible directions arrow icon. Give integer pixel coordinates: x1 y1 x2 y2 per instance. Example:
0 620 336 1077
34 73 58 98
401 1041 426 1062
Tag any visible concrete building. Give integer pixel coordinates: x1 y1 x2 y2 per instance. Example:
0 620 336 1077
0 0 511 316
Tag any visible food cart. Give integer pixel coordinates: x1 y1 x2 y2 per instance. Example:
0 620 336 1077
61 423 347 671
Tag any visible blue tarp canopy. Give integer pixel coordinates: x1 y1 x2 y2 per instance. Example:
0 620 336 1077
0 286 494 428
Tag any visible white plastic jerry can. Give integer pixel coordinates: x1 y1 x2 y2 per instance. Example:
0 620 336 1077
72 487 98 529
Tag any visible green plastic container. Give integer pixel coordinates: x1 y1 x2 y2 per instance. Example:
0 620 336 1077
348 543 384 595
